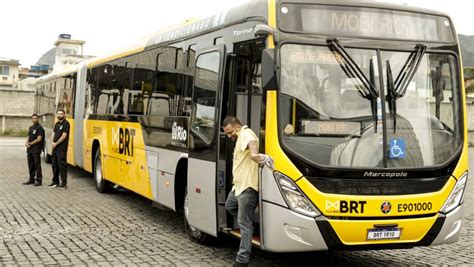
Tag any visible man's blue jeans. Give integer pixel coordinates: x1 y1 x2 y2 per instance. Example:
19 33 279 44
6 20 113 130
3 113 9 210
225 188 258 264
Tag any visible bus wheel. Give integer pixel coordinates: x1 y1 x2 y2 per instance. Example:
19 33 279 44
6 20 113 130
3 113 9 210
184 187 209 244
94 149 111 193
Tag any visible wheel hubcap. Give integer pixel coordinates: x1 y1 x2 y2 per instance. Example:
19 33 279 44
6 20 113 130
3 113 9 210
95 158 102 185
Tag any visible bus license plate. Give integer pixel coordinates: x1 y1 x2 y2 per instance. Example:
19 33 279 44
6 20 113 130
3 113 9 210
367 228 401 240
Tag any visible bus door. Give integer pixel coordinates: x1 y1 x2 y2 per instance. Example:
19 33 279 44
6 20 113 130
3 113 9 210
217 40 265 232
187 45 226 236
74 63 87 169
216 52 236 231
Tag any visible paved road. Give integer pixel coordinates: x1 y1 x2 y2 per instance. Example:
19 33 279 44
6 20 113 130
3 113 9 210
0 136 472 266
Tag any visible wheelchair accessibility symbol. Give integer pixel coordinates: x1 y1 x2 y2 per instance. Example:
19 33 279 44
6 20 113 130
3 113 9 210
389 138 406 159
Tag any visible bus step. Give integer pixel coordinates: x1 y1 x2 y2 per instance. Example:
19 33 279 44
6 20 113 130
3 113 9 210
229 230 261 246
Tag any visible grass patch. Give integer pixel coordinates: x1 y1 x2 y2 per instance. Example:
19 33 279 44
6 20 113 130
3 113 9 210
0 129 28 137
467 84 474 95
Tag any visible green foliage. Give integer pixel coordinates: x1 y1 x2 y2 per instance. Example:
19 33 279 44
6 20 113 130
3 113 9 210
466 83 474 94
0 129 28 137
16 130 29 137
1 129 12 136
464 67 474 79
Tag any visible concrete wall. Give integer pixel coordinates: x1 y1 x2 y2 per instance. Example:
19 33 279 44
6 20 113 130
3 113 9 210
0 89 35 134
1 115 32 133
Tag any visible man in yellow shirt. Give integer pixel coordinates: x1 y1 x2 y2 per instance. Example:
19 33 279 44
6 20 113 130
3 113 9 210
222 116 264 266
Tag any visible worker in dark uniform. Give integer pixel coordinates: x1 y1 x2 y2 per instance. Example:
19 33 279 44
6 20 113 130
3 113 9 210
48 109 70 189
23 113 45 186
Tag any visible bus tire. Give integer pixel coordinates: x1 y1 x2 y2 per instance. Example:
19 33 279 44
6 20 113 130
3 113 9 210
94 148 111 193
184 187 209 244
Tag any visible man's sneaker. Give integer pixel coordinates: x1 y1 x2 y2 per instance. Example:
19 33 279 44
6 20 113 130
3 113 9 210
34 181 42 186
48 183 58 188
22 180 35 185
58 184 67 190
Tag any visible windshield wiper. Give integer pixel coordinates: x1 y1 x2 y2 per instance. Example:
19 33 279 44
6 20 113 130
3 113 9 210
386 44 427 133
327 38 378 99
394 44 427 98
386 61 397 132
327 38 379 131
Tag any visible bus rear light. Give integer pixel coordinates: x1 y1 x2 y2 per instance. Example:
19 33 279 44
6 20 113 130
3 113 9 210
274 172 321 217
441 171 468 214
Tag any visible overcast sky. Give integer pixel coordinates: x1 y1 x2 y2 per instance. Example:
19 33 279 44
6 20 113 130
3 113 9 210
1 0 472 67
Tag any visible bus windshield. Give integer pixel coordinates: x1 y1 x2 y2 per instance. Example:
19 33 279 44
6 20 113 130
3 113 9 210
279 44 462 169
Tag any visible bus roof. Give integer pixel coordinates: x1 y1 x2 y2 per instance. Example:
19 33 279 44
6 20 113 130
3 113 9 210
36 64 79 83
144 0 269 49
89 0 268 67
85 43 147 68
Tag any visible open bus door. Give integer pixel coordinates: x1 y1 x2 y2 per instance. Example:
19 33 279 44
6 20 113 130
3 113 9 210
186 45 226 240
218 39 266 242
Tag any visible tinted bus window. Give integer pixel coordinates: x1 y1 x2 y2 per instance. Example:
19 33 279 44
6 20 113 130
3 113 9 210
191 51 220 144
129 50 159 115
95 65 113 114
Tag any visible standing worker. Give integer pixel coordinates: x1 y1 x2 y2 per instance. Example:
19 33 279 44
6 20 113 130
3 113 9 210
48 109 70 189
23 113 45 186
222 116 264 266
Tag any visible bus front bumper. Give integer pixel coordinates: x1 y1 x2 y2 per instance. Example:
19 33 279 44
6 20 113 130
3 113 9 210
261 201 463 252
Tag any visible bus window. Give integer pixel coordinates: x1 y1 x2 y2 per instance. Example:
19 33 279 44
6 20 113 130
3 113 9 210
112 62 129 115
61 74 75 116
191 51 220 144
128 50 158 115
94 64 117 115
182 45 196 116
155 47 179 116
85 68 95 115
233 42 264 136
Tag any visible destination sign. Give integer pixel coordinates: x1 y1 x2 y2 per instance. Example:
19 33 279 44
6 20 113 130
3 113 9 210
301 120 361 136
279 4 455 43
289 50 342 64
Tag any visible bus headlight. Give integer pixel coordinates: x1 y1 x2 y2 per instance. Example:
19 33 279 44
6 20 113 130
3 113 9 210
441 171 468 214
273 172 321 217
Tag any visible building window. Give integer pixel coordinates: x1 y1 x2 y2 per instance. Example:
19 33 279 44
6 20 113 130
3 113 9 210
0 65 10 76
62 48 77 56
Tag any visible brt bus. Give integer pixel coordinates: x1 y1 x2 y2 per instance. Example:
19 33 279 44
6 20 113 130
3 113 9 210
36 0 468 251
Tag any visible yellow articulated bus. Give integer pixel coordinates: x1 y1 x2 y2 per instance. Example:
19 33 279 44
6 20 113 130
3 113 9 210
36 0 468 251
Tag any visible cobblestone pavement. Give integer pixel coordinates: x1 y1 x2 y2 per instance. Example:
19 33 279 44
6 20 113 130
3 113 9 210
0 136 472 266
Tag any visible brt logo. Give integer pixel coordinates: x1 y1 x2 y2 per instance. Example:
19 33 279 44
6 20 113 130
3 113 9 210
326 200 367 214
112 127 135 157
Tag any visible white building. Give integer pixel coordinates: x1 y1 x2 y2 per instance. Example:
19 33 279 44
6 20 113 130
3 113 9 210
53 34 93 70
0 57 35 134
34 34 94 73
0 57 20 90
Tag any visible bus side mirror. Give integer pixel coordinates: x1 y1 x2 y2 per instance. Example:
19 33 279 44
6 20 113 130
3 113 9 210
262 49 277 90
254 25 275 38
254 24 278 45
